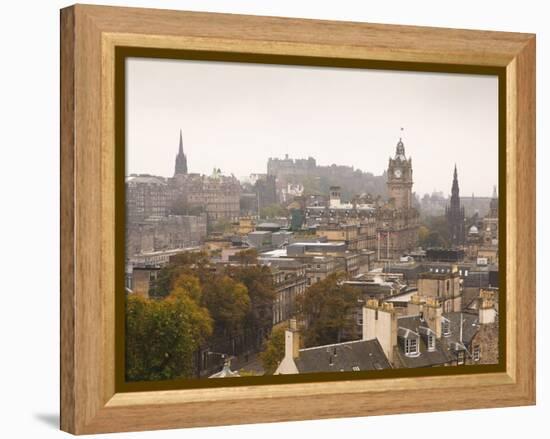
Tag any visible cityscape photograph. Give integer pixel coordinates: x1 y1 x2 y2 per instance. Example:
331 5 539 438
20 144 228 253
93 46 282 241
124 58 500 382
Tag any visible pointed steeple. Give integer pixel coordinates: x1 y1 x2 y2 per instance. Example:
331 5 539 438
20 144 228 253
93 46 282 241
395 128 406 159
447 164 465 246
452 164 459 195
174 129 188 176
489 185 499 218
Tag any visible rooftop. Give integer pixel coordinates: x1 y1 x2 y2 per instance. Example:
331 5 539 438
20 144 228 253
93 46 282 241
295 339 391 373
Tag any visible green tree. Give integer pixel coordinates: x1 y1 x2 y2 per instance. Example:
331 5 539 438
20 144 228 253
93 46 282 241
260 203 287 219
125 289 213 382
418 225 430 244
297 273 360 347
226 264 276 332
260 326 286 374
201 275 251 335
234 248 259 266
422 230 448 248
421 215 451 247
149 251 211 298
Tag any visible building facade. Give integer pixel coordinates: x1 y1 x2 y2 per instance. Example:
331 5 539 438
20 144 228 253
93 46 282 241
126 214 207 257
376 138 420 259
126 174 169 223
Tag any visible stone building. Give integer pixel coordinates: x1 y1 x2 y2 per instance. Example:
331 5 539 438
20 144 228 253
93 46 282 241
417 266 463 313
267 154 386 203
478 186 499 264
297 138 420 261
376 138 420 259
254 174 277 212
464 186 499 264
126 174 169 223
360 291 498 368
167 131 242 226
446 165 466 247
171 171 241 225
129 266 160 298
271 262 308 325
126 214 207 257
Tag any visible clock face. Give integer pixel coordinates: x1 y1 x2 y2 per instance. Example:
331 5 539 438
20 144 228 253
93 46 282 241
394 168 402 178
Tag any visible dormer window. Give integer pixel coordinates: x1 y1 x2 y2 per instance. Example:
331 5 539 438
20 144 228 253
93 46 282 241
427 334 436 351
442 317 451 336
473 345 481 362
405 337 419 357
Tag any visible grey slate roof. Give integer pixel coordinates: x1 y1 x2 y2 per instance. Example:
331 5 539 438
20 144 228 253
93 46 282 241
395 315 451 368
395 313 483 367
443 312 480 347
294 339 391 373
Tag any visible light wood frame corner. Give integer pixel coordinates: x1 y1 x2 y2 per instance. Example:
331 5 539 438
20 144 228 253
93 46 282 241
60 4 536 435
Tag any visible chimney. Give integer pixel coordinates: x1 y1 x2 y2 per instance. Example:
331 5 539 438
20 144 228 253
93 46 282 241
407 293 425 317
425 297 443 338
479 298 496 324
478 289 497 324
287 318 300 359
362 300 397 365
362 299 379 341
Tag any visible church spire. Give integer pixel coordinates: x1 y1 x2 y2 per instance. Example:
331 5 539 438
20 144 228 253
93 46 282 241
447 164 465 246
174 129 188 176
452 164 459 196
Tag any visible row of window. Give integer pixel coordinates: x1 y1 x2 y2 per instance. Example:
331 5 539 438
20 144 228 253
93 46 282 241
428 267 469 276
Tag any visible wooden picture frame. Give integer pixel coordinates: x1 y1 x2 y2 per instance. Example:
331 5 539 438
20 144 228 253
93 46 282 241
60 4 536 434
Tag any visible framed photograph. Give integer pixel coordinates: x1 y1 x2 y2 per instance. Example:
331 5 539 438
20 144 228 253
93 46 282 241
60 4 536 434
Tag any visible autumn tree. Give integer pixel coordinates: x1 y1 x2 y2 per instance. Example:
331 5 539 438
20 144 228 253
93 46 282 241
149 251 212 298
233 248 259 266
201 275 251 336
296 273 361 347
420 215 451 247
125 285 213 382
227 263 275 323
260 326 286 375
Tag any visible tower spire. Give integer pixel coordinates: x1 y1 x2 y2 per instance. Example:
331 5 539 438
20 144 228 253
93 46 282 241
395 128 405 159
451 164 459 196
447 164 465 246
174 129 188 176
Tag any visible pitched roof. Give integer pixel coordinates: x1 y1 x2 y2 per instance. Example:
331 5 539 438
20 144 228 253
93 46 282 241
396 315 451 368
443 312 480 346
295 339 391 373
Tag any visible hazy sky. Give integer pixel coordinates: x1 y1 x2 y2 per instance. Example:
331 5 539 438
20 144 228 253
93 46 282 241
127 58 498 197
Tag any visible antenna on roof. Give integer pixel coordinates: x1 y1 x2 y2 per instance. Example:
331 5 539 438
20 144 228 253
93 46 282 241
459 313 463 344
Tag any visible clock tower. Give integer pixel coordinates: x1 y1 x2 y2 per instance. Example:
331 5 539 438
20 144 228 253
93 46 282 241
387 137 413 209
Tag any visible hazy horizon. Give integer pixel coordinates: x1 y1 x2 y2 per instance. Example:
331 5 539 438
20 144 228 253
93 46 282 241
126 58 498 198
